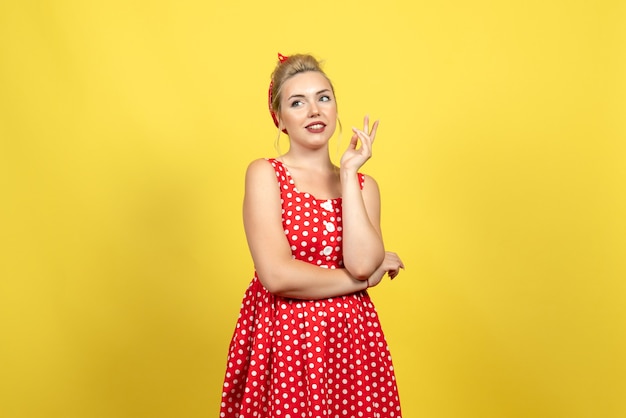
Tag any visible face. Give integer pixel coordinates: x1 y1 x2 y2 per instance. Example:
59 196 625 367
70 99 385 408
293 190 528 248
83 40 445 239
277 71 337 149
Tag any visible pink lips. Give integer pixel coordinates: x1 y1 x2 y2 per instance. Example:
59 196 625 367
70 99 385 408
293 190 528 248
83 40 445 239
305 122 326 133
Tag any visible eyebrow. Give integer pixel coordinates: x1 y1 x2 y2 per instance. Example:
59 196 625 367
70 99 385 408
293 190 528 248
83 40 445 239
287 89 331 101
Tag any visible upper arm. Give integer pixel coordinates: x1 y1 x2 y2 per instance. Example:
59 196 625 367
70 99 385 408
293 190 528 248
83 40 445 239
361 174 383 238
242 159 293 284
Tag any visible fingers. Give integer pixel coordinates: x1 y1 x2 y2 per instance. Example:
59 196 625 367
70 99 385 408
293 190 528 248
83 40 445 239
347 132 359 150
383 251 404 280
368 251 405 287
341 116 380 171
352 116 379 142
363 115 379 143
348 115 379 151
350 127 372 155
349 117 378 157
369 119 379 143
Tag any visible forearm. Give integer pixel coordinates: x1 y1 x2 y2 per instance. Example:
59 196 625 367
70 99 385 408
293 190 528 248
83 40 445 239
256 258 368 300
340 171 385 279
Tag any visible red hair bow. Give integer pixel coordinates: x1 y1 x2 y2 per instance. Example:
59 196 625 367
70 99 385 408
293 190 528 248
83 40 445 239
268 53 289 132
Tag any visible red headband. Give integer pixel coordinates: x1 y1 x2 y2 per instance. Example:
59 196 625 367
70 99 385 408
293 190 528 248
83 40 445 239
268 53 289 133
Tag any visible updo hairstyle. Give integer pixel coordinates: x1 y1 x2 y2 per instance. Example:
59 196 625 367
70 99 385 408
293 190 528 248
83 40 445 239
269 54 336 117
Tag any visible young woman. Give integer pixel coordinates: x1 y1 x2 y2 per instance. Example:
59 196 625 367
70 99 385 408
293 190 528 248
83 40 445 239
220 53 405 418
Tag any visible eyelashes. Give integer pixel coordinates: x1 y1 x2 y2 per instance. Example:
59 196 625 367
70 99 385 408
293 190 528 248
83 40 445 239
289 96 332 108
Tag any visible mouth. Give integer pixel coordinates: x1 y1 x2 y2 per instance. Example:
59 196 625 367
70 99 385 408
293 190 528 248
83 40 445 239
305 122 326 132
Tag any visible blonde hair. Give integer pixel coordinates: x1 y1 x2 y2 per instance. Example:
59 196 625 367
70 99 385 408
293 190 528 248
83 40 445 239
269 54 337 117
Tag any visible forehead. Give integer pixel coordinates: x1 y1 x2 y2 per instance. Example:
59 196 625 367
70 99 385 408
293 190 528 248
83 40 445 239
281 71 332 97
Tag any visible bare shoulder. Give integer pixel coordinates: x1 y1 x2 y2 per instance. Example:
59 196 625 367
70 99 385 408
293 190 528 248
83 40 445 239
245 158 276 184
246 158 274 175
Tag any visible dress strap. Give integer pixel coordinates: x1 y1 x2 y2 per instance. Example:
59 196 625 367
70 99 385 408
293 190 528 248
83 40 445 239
357 173 365 190
266 158 295 193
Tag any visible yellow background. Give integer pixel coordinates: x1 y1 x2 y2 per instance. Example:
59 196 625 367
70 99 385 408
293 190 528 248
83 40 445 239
1 1 625 417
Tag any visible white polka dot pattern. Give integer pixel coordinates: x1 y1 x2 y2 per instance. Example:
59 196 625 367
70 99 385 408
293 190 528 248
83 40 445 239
220 158 401 417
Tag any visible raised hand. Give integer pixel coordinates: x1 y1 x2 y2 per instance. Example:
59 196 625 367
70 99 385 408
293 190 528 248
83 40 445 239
340 115 379 173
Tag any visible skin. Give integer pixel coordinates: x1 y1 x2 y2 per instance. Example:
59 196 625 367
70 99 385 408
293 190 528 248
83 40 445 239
243 71 404 299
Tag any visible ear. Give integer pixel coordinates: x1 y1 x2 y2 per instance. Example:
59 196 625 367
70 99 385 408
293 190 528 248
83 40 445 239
279 122 288 135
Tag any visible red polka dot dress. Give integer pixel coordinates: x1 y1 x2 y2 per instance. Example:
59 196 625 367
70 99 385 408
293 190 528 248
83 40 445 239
220 158 401 418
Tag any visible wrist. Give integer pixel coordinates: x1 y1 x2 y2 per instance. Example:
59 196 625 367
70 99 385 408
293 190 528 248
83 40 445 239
340 168 359 180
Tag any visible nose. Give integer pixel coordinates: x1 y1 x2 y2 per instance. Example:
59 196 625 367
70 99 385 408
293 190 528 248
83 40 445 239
309 102 320 117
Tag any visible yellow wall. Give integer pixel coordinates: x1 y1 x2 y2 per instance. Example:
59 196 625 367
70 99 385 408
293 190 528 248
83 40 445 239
1 1 625 417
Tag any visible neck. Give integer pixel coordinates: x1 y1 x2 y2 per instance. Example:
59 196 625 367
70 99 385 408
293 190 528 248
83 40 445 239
281 148 335 171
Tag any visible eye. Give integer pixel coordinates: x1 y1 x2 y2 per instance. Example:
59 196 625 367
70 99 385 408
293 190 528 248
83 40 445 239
290 100 303 108
319 95 331 102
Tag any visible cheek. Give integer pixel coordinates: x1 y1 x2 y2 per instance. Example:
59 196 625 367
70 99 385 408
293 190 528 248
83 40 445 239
281 114 294 128
277 110 290 127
